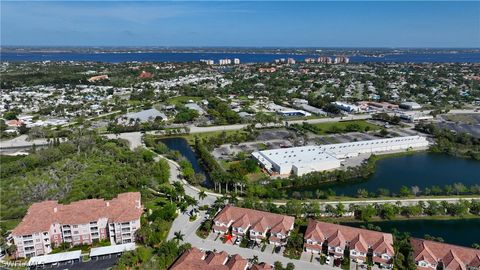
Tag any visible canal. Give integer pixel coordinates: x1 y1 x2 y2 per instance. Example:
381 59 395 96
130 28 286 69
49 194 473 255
299 152 480 196
159 137 211 187
342 218 480 247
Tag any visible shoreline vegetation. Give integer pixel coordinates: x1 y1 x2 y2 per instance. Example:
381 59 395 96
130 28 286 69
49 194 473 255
145 131 479 201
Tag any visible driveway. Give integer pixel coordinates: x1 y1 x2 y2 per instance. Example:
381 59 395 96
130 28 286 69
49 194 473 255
168 211 336 270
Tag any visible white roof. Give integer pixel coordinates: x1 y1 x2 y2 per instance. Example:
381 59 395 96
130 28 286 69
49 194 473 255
253 136 428 168
123 108 167 122
253 146 338 167
89 243 136 257
28 250 81 266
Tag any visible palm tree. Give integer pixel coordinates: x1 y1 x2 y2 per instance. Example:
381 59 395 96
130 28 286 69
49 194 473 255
249 255 259 265
174 231 184 243
198 190 207 201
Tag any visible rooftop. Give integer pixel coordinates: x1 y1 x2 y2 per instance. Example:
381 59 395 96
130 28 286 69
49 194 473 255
305 220 394 256
214 205 295 234
12 192 143 236
411 238 480 270
28 250 81 266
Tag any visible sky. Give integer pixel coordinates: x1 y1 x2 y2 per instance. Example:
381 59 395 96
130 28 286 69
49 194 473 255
1 1 479 48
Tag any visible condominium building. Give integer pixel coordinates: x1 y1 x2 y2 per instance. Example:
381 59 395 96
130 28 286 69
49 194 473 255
318 56 333 64
304 220 394 268
411 238 480 270
212 205 295 246
169 247 273 270
11 192 143 258
252 136 429 176
334 56 350 64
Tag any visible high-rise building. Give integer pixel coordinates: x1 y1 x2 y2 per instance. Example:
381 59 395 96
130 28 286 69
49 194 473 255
334 56 350 64
317 56 332 64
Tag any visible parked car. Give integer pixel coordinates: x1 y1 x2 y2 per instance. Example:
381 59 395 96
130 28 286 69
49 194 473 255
325 256 332 264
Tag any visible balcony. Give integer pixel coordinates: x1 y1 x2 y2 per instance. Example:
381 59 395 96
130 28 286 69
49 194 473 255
23 240 34 246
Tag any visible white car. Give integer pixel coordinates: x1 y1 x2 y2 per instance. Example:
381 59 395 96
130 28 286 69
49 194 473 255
325 256 332 264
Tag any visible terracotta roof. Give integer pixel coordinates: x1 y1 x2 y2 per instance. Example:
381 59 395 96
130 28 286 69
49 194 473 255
169 248 258 270
411 238 480 270
304 220 394 256
251 263 273 270
12 192 143 236
214 205 294 235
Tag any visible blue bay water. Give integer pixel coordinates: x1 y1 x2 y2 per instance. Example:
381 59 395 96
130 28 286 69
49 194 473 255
1 52 480 63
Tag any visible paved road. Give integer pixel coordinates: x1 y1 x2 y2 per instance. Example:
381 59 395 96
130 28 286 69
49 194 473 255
188 114 371 134
272 197 480 209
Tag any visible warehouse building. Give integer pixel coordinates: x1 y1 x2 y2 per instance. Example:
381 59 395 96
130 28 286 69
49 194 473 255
252 136 429 176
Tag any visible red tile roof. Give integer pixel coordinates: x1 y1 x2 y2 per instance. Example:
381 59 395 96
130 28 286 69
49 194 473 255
12 192 143 236
251 263 273 270
304 220 394 256
214 205 295 235
411 238 480 270
169 248 251 270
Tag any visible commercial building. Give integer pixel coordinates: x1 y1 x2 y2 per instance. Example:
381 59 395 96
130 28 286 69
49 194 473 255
119 108 167 124
11 192 143 258
304 220 394 268
252 136 429 176
411 238 480 270
212 205 295 246
400 101 422 110
292 99 327 115
169 247 273 270
399 112 434 123
185 102 207 115
332 101 360 113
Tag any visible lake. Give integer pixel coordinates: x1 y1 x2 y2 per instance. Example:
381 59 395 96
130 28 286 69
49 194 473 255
2 52 480 63
342 218 480 247
159 137 211 187
299 152 480 196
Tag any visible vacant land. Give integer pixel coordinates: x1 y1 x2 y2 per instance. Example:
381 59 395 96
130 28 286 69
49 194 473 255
166 96 202 106
311 120 380 135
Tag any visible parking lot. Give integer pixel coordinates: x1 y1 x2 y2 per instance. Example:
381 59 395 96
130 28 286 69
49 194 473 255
207 232 284 256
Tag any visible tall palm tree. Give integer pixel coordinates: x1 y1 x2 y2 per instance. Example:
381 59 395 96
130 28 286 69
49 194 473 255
198 190 207 201
174 231 184 243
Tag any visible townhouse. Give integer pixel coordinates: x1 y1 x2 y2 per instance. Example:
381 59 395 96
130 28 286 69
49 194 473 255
169 247 273 270
11 192 143 258
304 220 394 268
411 238 480 270
212 205 295 246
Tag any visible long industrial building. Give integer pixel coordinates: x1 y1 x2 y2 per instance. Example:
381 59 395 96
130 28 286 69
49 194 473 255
252 136 429 176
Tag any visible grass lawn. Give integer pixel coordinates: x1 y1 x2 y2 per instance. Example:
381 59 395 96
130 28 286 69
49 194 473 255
247 172 266 182
311 120 380 135
167 96 202 106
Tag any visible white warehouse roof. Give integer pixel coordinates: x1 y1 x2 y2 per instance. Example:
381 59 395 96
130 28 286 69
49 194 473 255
253 147 337 167
28 250 81 266
252 136 429 176
90 243 136 257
